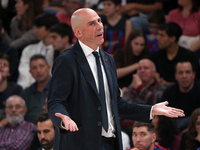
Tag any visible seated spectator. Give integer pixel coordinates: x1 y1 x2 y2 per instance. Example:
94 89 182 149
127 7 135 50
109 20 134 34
100 0 132 55
49 23 73 55
123 58 166 105
167 0 200 51
43 0 63 14
36 111 55 150
0 53 22 126
0 95 36 149
127 121 167 150
114 29 150 88
0 20 19 81
56 0 81 43
21 55 51 124
152 115 181 150
121 0 163 33
146 9 165 54
17 13 58 89
160 60 200 131
151 22 198 86
180 108 200 150
1 0 43 51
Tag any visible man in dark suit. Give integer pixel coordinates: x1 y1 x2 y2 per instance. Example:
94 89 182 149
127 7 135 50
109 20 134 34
47 8 184 150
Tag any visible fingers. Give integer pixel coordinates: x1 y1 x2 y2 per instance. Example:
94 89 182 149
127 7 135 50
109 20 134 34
55 113 79 132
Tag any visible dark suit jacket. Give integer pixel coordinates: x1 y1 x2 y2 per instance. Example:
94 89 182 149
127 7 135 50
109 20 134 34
48 41 151 150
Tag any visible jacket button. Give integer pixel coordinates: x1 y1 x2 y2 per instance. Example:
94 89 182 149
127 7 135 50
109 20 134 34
98 122 101 126
98 106 101 110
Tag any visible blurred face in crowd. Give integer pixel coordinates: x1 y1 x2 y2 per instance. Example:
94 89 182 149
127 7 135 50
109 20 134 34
148 23 159 35
15 0 29 16
131 36 145 56
37 119 55 150
137 59 156 85
103 1 120 17
132 126 156 150
157 30 173 49
34 26 50 41
5 96 27 125
62 0 80 15
0 58 10 79
178 0 192 7
72 9 104 50
49 32 68 52
175 62 195 92
30 58 50 83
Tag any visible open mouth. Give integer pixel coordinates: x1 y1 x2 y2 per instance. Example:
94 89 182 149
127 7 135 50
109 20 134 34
96 33 102 37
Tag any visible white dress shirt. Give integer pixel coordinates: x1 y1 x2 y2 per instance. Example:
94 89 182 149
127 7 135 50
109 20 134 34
79 40 116 137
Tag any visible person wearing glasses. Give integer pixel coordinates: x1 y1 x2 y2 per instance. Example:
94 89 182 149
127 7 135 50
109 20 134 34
0 95 36 149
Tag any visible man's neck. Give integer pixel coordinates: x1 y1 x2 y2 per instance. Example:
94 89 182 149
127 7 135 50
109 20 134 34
36 76 50 92
60 43 72 54
143 78 155 88
179 82 194 93
43 36 51 46
166 44 179 61
0 79 8 92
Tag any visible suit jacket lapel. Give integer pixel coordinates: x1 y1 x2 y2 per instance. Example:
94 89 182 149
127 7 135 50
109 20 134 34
73 42 99 97
99 50 114 100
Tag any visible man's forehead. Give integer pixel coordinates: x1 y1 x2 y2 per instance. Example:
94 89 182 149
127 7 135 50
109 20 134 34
133 126 148 132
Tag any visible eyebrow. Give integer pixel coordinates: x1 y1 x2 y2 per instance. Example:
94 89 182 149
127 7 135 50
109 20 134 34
87 17 101 26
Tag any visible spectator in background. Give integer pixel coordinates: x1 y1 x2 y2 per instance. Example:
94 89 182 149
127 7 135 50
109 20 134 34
49 23 73 55
43 0 63 14
21 55 51 124
0 19 19 82
17 13 58 89
167 0 200 52
1 0 43 51
100 0 132 55
160 60 200 131
56 0 81 26
152 116 181 150
56 0 81 43
180 108 200 150
127 121 167 150
151 22 198 86
36 111 55 150
0 95 36 149
0 53 22 127
122 58 166 105
114 29 150 88
121 0 163 33
0 0 16 35
146 9 166 54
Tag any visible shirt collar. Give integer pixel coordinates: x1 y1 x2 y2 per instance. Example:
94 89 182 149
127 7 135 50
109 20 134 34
31 77 51 93
78 40 99 57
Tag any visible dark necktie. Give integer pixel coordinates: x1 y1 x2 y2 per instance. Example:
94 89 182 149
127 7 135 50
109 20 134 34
92 51 108 131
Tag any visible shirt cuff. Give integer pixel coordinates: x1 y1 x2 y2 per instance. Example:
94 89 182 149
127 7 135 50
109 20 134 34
150 106 154 120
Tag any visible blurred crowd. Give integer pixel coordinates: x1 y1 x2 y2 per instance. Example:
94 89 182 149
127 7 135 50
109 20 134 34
0 0 200 149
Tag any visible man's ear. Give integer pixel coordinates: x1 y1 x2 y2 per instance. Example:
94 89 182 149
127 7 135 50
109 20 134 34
152 133 156 143
74 28 82 38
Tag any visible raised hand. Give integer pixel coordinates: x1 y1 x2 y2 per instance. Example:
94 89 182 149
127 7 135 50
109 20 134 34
152 101 185 118
55 113 79 132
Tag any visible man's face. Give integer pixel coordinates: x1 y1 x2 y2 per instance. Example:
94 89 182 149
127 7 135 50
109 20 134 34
37 119 55 149
29 59 50 83
0 58 10 78
137 59 155 84
49 32 67 51
132 126 156 150
175 62 195 90
34 26 49 41
15 0 28 16
62 0 79 15
77 9 104 50
103 1 119 17
5 97 27 125
157 30 172 49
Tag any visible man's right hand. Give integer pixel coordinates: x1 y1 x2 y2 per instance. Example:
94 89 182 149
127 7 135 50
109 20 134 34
55 113 79 132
